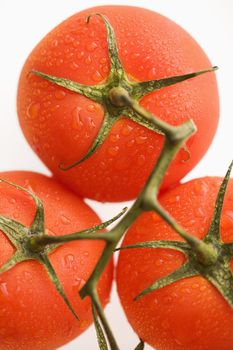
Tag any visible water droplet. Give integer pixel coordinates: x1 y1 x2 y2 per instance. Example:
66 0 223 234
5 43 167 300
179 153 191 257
79 320 88 330
102 65 109 74
60 214 71 225
23 271 33 284
43 143 50 151
63 254 75 269
185 219 196 227
52 39 59 47
196 207 205 218
110 134 120 143
136 136 147 145
64 34 73 44
72 107 83 129
19 299 27 308
92 71 103 82
87 116 95 128
0 282 9 298
72 278 86 292
55 90 66 100
122 125 133 136
85 55 92 65
137 155 146 166
155 259 163 267
193 181 203 195
73 40 80 48
86 104 96 113
32 135 39 144
138 65 144 72
33 88 41 97
100 57 107 64
221 212 233 230
13 212 19 219
64 324 73 337
43 100 52 108
200 285 206 291
26 102 40 119
108 146 119 156
77 51 84 59
23 180 33 193
126 139 135 148
167 195 180 204
152 213 160 222
70 61 79 70
86 42 97 52
131 52 140 59
174 337 183 345
148 67 157 79
83 251 89 257
9 198 16 204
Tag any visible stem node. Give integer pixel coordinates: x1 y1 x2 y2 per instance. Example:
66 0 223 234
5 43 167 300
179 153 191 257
109 86 130 107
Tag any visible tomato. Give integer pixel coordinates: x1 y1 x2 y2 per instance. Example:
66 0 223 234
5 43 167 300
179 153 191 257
17 6 219 202
0 171 113 350
116 176 233 350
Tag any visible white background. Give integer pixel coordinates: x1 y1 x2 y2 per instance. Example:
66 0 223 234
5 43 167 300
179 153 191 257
0 1 233 349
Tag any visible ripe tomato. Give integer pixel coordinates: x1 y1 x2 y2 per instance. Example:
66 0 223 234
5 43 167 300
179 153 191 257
117 177 233 350
0 171 113 350
17 6 218 202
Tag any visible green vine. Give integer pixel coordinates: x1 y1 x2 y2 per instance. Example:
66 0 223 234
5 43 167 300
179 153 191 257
0 12 226 350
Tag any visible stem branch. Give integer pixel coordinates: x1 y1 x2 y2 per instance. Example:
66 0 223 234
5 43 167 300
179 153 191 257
92 290 120 350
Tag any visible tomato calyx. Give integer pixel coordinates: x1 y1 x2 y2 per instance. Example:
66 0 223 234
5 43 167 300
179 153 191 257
0 178 126 320
32 13 217 171
118 162 233 308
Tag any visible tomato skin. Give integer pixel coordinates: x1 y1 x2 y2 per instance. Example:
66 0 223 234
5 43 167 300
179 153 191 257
0 172 113 350
17 6 219 202
116 177 233 350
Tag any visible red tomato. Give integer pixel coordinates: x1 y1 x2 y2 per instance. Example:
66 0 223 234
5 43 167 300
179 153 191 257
17 6 218 202
0 171 113 350
117 177 233 350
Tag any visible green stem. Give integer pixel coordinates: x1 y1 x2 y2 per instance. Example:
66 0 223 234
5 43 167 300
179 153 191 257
109 86 196 140
110 89 218 266
27 208 128 253
92 290 120 350
28 232 112 252
149 197 218 265
139 139 186 208
80 204 142 299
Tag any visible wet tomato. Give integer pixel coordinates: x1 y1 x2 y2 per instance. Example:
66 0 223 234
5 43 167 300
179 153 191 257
0 171 113 350
17 6 218 201
117 176 233 350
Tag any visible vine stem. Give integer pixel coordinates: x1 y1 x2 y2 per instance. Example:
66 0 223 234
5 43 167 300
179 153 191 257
78 87 198 303
92 290 120 350
79 205 142 298
123 95 217 264
109 86 194 140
